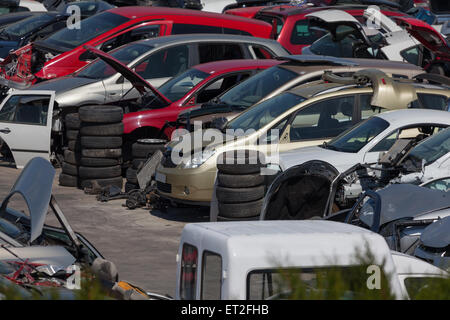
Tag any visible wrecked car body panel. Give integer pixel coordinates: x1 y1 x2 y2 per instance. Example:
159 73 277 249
0 90 55 169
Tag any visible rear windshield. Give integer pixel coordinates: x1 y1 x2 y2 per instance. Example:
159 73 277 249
3 13 54 39
43 11 130 51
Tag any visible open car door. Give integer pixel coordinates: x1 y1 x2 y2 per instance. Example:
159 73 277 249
0 90 55 168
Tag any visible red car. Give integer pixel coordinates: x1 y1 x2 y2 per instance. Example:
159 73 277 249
88 46 283 144
121 59 284 141
396 16 450 75
0 6 273 87
225 4 406 54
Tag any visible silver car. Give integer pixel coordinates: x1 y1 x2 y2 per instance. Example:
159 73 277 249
28 34 289 109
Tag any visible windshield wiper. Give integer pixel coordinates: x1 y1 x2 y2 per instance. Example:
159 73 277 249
322 141 339 151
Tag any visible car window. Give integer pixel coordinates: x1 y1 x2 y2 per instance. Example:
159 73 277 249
289 96 355 141
135 45 189 79
251 45 275 59
158 68 209 102
201 251 222 300
326 116 390 153
226 92 306 132
43 11 130 51
404 127 450 165
198 43 244 64
195 72 251 104
180 243 198 300
3 13 55 39
218 66 299 109
76 43 151 79
359 94 386 120
290 19 326 45
400 46 420 66
0 95 50 125
423 177 450 192
255 15 283 38
416 94 448 111
404 277 449 299
99 25 160 52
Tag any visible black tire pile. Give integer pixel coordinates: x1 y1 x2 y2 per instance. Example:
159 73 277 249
59 106 124 191
216 150 266 219
125 139 166 192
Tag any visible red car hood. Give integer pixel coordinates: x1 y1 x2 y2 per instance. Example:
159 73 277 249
396 16 450 60
84 45 171 104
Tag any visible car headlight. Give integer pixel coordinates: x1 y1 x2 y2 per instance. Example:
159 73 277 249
181 149 216 169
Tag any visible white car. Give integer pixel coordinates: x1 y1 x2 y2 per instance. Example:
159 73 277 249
0 0 47 13
175 220 447 300
275 109 450 173
301 8 424 65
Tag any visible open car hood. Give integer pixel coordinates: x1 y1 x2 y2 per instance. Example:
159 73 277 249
0 157 54 242
84 45 171 104
396 17 450 60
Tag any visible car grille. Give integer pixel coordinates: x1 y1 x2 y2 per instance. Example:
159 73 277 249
157 181 172 193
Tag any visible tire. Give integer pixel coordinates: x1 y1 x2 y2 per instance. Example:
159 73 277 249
65 113 80 129
79 165 122 179
66 130 79 140
81 148 122 158
80 177 123 190
62 162 78 176
216 185 265 204
217 172 264 188
68 139 81 152
217 150 265 175
132 140 165 158
64 150 80 165
80 157 121 167
218 199 264 218
80 136 123 149
80 122 124 136
59 173 78 187
126 167 138 184
132 158 147 169
79 105 123 123
125 182 139 193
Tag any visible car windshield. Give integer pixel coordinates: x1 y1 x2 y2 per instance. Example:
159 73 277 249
157 68 209 102
324 117 390 153
406 127 450 165
216 66 298 109
42 11 129 51
76 43 151 79
226 92 305 132
1 13 55 40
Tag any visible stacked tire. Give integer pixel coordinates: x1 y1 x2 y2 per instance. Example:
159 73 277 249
75 105 124 190
216 150 266 219
59 113 82 187
125 138 166 192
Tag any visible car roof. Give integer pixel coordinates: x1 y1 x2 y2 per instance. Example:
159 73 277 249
193 59 283 73
279 56 423 74
391 251 447 275
187 220 373 237
134 33 282 48
376 109 450 126
107 5 270 27
288 81 355 98
255 5 404 18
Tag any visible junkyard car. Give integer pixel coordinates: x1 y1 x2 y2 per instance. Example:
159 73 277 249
225 3 408 54
176 55 424 130
259 109 450 220
0 0 46 14
176 220 447 299
27 34 288 110
155 70 450 205
0 6 273 87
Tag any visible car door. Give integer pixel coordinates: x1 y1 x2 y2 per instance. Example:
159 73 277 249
0 90 55 169
278 95 357 152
